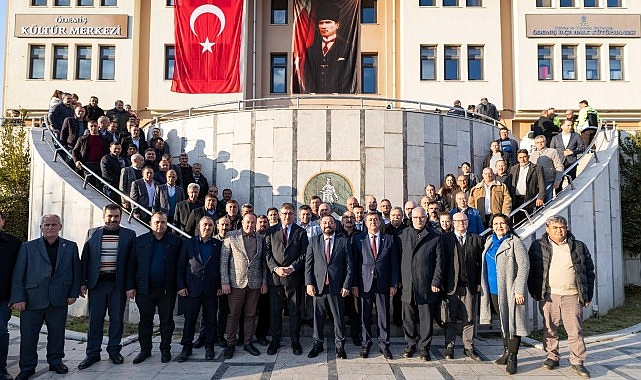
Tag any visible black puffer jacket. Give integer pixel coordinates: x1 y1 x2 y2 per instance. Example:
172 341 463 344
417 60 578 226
527 232 595 304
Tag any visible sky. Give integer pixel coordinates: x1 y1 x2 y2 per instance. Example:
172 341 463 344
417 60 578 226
0 1 6 111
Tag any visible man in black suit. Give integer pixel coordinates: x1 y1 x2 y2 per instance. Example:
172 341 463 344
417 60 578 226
0 213 22 380
174 183 203 233
10 214 81 380
509 149 546 224
305 215 353 359
351 212 399 359
265 203 309 356
550 118 585 183
441 212 484 361
127 212 182 364
78 204 136 370
399 207 444 362
176 216 222 362
129 166 156 224
185 194 221 237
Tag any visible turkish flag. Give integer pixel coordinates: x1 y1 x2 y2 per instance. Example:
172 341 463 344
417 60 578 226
171 0 243 93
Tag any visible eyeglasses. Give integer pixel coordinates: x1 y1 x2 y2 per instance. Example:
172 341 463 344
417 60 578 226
452 219 467 223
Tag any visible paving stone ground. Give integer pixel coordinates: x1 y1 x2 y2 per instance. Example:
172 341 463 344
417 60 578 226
5 315 641 379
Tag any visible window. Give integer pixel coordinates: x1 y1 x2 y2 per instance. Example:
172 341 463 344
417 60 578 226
99 46 115 80
467 45 483 80
165 46 175 80
54 0 70 5
270 54 287 93
536 0 552 6
584 0 598 6
444 45 460 80
166 0 174 5
52 46 68 80
560 0 575 6
101 0 117 5
361 0 377 24
607 0 621 6
586 45 600 80
31 0 47 5
466 0 482 6
76 46 92 80
537 45 553 80
361 54 377 94
609 46 623 80
443 0 458 5
420 46 436 80
419 0 435 5
29 45 46 79
77 0 93 5
271 0 287 24
562 45 576 80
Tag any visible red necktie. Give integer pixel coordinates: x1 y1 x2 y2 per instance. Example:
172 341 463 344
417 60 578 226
371 235 377 260
283 226 288 245
325 237 331 285
322 43 329 56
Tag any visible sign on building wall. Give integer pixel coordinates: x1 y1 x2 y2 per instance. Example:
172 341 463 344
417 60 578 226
526 14 641 38
14 14 128 38
293 0 359 94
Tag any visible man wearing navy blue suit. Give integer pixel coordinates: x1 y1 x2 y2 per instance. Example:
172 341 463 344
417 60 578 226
11 214 81 380
78 204 136 370
305 215 353 359
176 216 221 362
351 211 399 359
265 203 309 356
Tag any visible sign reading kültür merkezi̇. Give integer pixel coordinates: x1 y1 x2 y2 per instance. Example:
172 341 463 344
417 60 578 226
14 14 128 38
526 14 641 38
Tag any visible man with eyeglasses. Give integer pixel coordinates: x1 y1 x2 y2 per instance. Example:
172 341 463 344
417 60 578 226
441 212 483 361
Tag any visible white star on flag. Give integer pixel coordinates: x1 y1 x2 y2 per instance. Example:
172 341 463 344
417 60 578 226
200 37 215 53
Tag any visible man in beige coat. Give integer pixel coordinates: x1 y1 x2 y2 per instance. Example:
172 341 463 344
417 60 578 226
468 168 512 227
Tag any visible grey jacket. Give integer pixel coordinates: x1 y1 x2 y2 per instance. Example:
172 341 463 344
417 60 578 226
220 230 267 289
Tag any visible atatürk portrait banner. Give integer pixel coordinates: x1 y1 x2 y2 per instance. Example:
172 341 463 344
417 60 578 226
293 0 359 94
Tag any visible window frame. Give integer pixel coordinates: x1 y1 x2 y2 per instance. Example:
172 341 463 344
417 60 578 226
271 0 288 25
466 0 482 6
419 0 435 5
361 0 377 24
28 45 46 80
270 54 287 94
420 45 436 81
75 45 92 80
361 54 377 94
101 0 117 6
443 0 459 6
52 45 69 80
583 0 598 7
609 45 624 80
77 0 94 6
585 45 600 80
560 0 575 7
99 46 116 80
607 0 622 7
536 0 552 6
31 0 48 6
561 45 577 80
54 0 71 5
444 45 460 81
164 45 175 80
537 45 553 81
467 45 483 80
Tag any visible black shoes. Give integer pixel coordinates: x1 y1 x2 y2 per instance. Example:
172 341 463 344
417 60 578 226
223 346 235 359
543 358 560 370
15 370 35 380
419 349 431 361
571 364 591 378
48 363 69 374
193 336 205 349
176 348 192 363
267 341 280 355
205 347 216 360
292 341 303 355
402 345 417 358
506 353 518 375
133 351 151 364
243 344 260 356
444 345 454 359
160 350 172 363
336 348 347 359
360 342 372 358
307 345 324 358
78 355 101 369
110 353 124 365
494 347 509 365
464 348 483 361
380 346 393 360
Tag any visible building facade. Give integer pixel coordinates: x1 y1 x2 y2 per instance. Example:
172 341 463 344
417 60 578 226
3 0 640 135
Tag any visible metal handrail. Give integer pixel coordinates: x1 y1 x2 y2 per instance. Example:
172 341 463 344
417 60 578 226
38 116 190 238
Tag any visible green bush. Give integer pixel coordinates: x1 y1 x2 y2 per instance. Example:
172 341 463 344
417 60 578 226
620 132 641 256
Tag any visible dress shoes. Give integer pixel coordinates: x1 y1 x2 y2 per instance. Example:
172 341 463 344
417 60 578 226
571 364 591 378
464 348 483 361
205 347 216 360
15 370 35 380
419 349 431 361
267 341 280 355
380 346 393 360
336 348 347 359
193 336 205 349
291 341 303 356
160 350 172 363
49 363 69 374
543 358 560 370
78 355 101 370
133 351 151 364
307 345 324 358
176 348 192 363
243 344 260 356
444 345 454 360
110 353 124 365
401 345 417 358
360 342 372 358
223 346 235 359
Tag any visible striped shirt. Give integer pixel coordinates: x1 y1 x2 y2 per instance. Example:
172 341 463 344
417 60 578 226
100 232 120 274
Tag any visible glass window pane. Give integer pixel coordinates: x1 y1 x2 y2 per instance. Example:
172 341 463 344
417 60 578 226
443 0 458 6
166 0 174 6
361 54 377 94
607 0 621 6
560 0 574 6
270 54 287 93
420 46 436 80
55 0 70 5
466 0 482 6
76 46 92 80
538 45 553 80
99 46 115 80
271 0 287 24
29 45 46 79
467 46 483 80
419 0 435 5
444 46 459 80
536 0 552 6
609 46 623 80
586 45 600 80
361 0 377 24
562 45 576 80
53 46 68 80
31 0 47 5
101 0 117 5
78 0 94 5
165 46 175 80
584 0 597 6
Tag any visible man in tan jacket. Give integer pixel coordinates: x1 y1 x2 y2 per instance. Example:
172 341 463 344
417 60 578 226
468 168 512 227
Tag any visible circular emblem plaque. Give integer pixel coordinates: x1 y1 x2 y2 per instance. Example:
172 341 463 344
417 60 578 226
303 172 354 216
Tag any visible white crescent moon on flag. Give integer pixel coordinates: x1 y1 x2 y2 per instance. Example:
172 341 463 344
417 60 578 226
190 4 226 38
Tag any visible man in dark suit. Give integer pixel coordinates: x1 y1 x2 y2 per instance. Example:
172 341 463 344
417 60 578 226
441 212 483 361
119 153 144 210
130 166 156 224
10 214 81 380
399 207 444 362
176 216 222 362
0 213 22 380
550 118 585 183
265 203 309 356
78 204 136 370
185 194 222 237
305 215 353 359
152 169 185 223
510 149 546 224
174 183 203 233
351 211 399 359
126 212 182 364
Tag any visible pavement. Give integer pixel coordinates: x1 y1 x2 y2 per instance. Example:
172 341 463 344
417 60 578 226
5 315 641 379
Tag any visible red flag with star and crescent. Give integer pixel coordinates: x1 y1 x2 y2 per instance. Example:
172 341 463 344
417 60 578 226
171 0 243 93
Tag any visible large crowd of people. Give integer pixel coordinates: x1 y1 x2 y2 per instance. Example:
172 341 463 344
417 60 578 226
0 94 600 380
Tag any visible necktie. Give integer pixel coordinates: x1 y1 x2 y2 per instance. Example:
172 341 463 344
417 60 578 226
322 43 329 56
325 237 331 285
458 234 464 246
283 225 288 245
371 235 377 260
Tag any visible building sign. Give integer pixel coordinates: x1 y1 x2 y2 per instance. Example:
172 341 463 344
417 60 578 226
14 14 128 38
526 14 641 38
304 172 354 217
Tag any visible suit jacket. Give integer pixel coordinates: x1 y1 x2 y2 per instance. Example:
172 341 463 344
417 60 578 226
449 207 484 235
119 166 142 205
185 207 223 237
352 231 399 294
305 233 353 296
399 226 444 305
303 37 354 94
130 178 156 211
60 116 87 148
550 132 585 167
441 231 483 295
119 136 148 158
10 237 81 310
81 226 136 291
509 163 546 202
265 223 309 287
126 232 182 294
152 184 185 216
177 236 222 297
174 199 204 232
220 230 267 289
